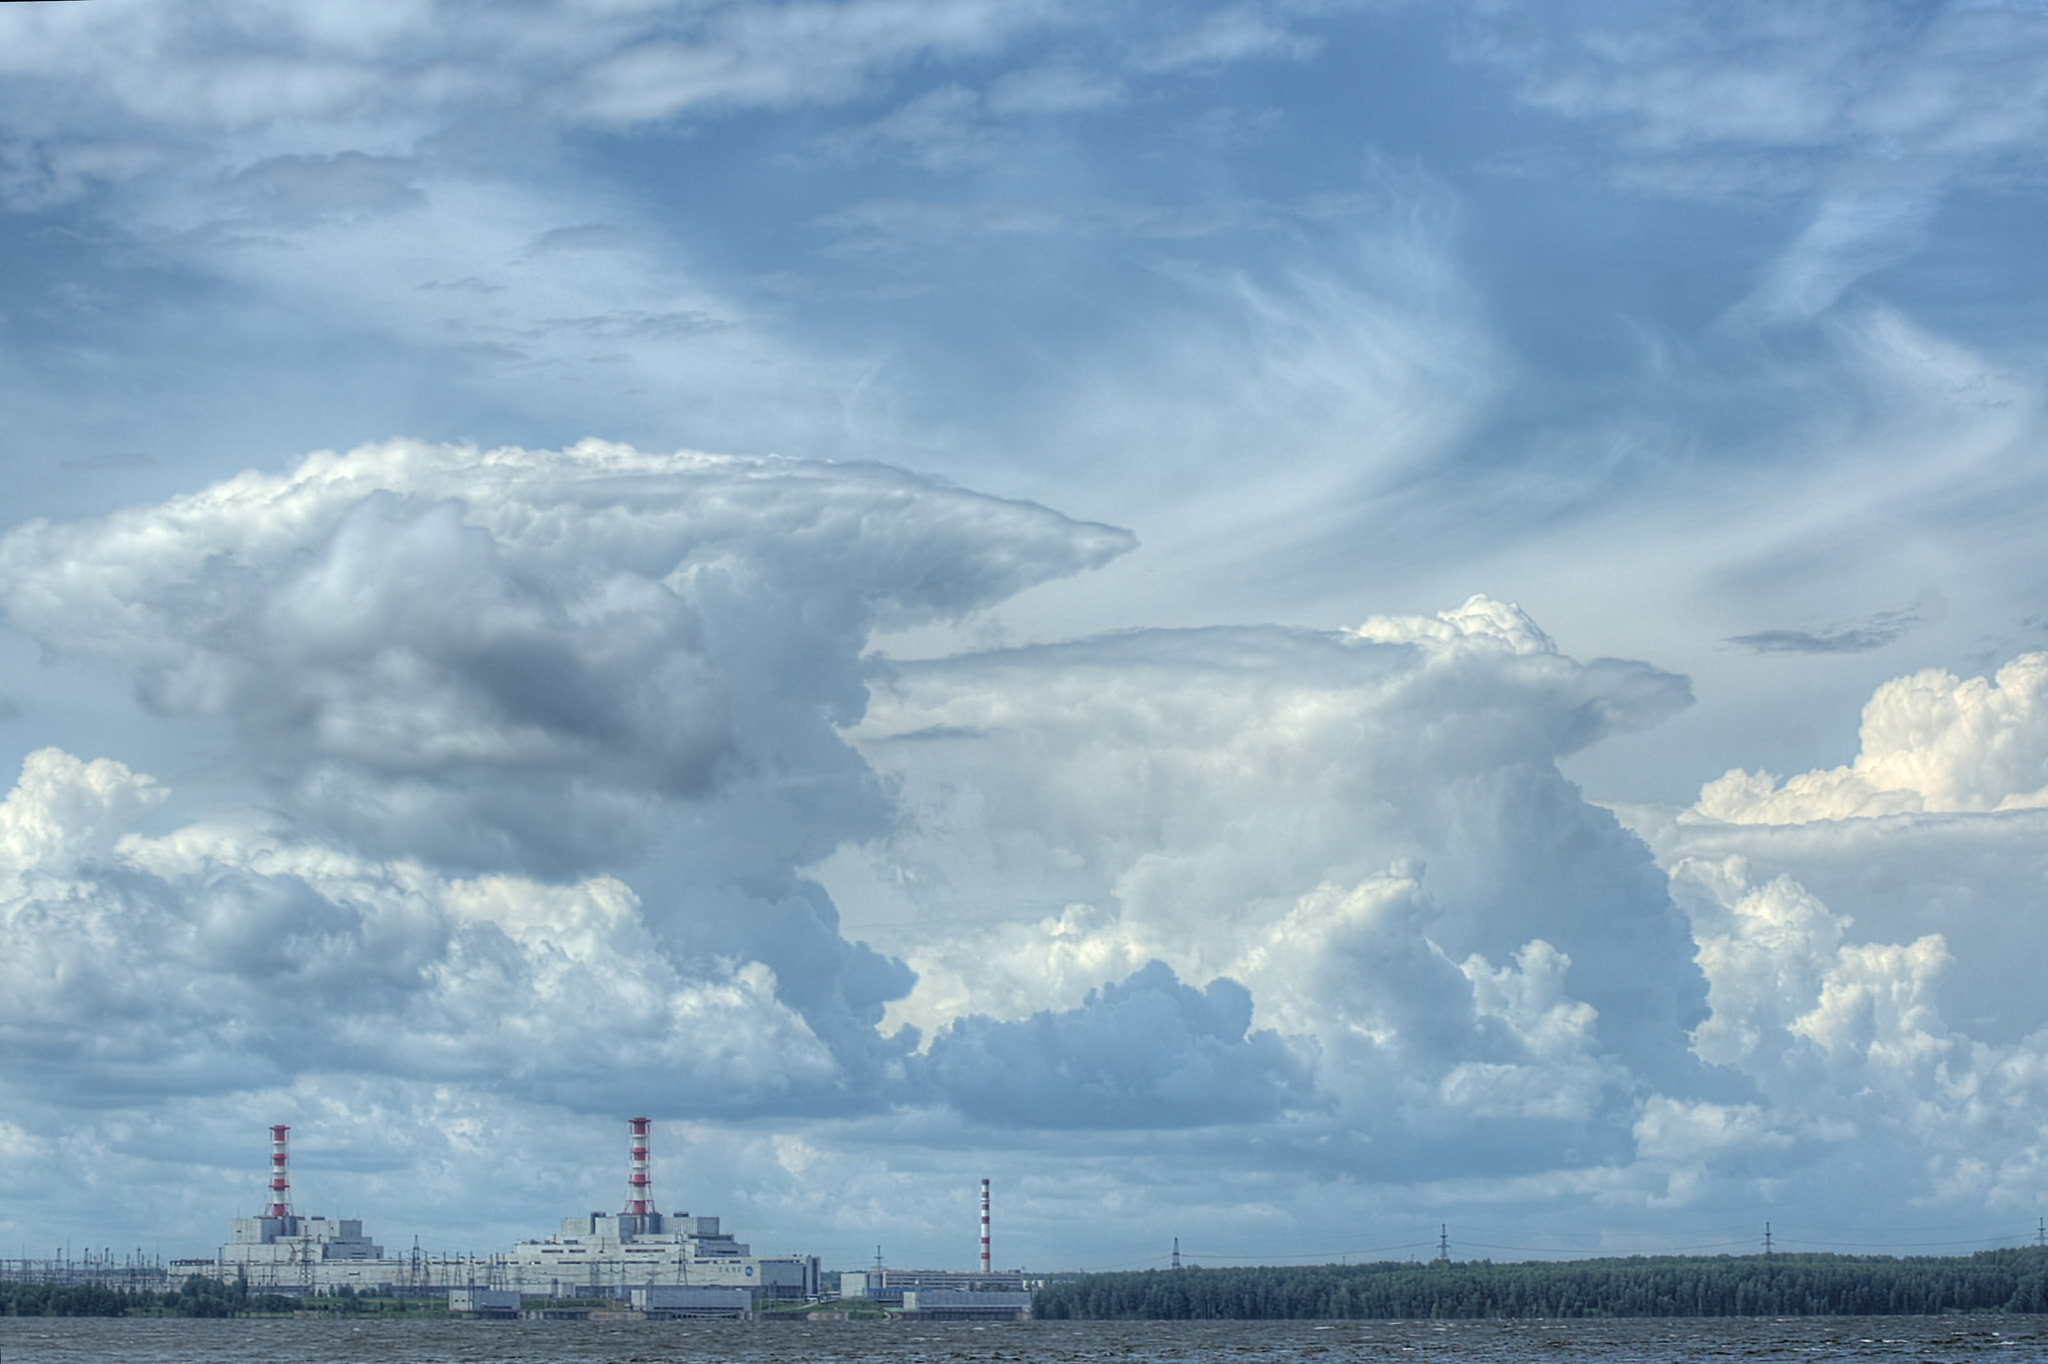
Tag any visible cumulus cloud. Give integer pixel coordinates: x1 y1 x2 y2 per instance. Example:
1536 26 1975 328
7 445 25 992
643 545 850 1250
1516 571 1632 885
0 746 837 1110
1691 653 2048 823
1674 856 1954 1094
0 438 1131 874
1655 851 2048 1210
920 960 1313 1129
0 439 1139 1104
827 596 1709 1161
1603 649 2048 1213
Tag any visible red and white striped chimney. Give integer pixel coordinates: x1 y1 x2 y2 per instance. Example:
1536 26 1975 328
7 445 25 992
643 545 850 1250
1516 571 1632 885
980 1177 991 1273
624 1118 654 1216
266 1125 293 1219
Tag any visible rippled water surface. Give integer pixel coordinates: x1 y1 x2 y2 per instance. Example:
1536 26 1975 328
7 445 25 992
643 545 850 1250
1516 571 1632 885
5 1317 2048 1363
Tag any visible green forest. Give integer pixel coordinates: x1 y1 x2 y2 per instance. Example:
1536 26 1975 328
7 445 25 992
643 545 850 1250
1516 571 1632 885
0 1275 298 1317
1033 1248 2048 1319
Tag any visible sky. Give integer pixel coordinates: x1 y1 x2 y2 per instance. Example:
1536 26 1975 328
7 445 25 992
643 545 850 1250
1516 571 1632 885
4 0 2048 1275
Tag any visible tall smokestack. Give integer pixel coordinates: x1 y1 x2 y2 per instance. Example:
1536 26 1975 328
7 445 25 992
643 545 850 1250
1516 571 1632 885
266 1125 292 1219
980 1177 991 1273
625 1118 654 1216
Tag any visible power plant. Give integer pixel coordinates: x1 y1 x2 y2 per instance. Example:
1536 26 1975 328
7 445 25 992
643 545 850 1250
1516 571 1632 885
3 1121 1036 1318
181 1118 818 1301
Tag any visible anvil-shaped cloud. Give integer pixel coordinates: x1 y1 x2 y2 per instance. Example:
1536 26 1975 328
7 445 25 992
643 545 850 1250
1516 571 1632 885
3 439 2046 1263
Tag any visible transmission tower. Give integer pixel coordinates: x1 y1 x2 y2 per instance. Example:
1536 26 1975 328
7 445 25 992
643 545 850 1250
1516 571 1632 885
1437 1225 1450 1263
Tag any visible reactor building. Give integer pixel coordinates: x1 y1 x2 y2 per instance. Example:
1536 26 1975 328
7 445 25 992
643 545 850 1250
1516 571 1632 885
498 1118 817 1296
194 1119 817 1299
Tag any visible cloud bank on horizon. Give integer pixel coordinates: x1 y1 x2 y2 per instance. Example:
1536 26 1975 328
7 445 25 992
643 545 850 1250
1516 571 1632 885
5 0 2048 1269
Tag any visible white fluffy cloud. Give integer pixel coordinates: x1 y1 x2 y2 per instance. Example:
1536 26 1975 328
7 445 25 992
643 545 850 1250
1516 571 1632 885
1611 649 2048 1214
14 429 2048 1248
824 595 1708 1164
1694 653 2048 823
0 746 836 1108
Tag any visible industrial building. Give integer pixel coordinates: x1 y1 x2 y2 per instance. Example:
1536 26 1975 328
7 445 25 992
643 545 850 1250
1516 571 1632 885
495 1119 817 1297
195 1118 817 1301
6 1122 1034 1319
838 1177 1033 1318
900 1289 1034 1321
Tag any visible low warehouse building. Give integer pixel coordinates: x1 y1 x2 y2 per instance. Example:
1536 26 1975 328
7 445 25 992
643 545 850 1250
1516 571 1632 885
900 1290 1033 1321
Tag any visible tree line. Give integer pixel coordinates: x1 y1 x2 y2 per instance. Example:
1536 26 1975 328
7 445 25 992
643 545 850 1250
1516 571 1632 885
1034 1248 2048 1319
0 1274 298 1317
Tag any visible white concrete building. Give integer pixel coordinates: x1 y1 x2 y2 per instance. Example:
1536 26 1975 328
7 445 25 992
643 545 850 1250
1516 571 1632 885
216 1215 405 1292
501 1210 818 1298
199 1118 819 1299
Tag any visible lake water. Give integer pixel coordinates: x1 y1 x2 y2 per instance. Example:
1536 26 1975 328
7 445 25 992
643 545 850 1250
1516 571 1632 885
4 1317 2048 1363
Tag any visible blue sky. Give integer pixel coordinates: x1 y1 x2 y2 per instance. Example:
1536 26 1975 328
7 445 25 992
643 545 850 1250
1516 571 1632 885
6 0 2048 1273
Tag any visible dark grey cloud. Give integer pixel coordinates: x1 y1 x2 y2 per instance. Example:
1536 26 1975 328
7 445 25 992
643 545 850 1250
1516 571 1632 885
1729 605 1921 654
920 961 1314 1129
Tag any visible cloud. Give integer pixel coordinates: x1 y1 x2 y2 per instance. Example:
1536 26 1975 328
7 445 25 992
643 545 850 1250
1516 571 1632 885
218 151 428 226
0 438 1132 875
1625 651 2048 1066
1137 3 1323 73
1589 645 2048 1215
1475 1 2048 318
562 0 1061 126
919 960 1314 1129
0 747 840 1110
0 441 1139 1104
1690 652 2048 823
827 596 1709 1160
1726 602 1926 655
1731 187 1938 323
1488 0 2048 175
986 62 1123 115
822 84 1009 172
1654 852 2048 1207
0 0 1063 137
